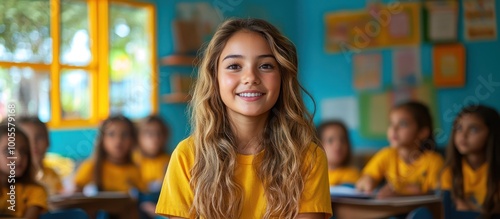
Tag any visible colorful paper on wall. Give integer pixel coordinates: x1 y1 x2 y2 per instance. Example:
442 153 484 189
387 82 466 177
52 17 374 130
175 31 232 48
392 47 421 87
425 1 459 42
433 44 466 87
359 91 390 139
463 0 497 41
321 97 359 129
353 53 382 91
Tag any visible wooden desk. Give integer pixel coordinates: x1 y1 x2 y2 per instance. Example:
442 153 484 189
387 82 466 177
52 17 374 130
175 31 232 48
331 195 443 219
49 192 139 219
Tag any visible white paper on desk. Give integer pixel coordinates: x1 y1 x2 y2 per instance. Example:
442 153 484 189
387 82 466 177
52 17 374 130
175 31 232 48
321 97 359 129
330 185 374 199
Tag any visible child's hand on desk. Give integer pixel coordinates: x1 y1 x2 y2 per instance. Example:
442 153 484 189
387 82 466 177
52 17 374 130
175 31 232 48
376 184 397 199
355 175 376 194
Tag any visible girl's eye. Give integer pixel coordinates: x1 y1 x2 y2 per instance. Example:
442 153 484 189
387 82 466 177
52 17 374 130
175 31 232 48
470 126 479 133
259 63 274 70
399 121 408 127
227 64 241 70
455 125 462 132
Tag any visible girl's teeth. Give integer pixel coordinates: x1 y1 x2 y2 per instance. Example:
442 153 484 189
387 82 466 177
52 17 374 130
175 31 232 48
239 93 263 97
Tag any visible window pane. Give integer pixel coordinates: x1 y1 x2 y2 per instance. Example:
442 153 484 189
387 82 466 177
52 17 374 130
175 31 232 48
60 0 91 66
109 4 152 119
0 0 51 63
60 69 90 120
0 67 50 123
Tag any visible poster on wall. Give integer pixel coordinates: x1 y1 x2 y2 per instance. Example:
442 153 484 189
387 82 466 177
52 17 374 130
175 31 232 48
353 53 382 90
321 97 359 129
463 0 497 41
392 47 421 87
324 11 384 53
382 2 421 46
425 1 459 42
433 44 466 87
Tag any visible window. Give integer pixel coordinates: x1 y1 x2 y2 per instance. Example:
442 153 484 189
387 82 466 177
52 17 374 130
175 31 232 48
0 0 157 127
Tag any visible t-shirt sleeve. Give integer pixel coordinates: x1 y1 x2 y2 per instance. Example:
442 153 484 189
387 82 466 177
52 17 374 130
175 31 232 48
424 153 445 192
26 184 48 213
155 139 194 218
298 144 333 218
74 160 93 189
440 167 452 191
361 148 390 183
132 166 148 193
342 167 361 184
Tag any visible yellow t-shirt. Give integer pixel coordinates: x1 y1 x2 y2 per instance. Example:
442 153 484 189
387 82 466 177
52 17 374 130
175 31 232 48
361 147 444 194
440 159 488 205
74 159 147 193
155 137 333 219
132 151 170 187
0 183 48 217
37 165 63 196
328 166 360 186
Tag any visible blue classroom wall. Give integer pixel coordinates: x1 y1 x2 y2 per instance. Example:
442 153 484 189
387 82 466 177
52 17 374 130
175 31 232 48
49 0 298 160
296 0 500 149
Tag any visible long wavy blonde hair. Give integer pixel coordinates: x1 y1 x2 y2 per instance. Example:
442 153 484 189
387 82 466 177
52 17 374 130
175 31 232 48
189 18 319 219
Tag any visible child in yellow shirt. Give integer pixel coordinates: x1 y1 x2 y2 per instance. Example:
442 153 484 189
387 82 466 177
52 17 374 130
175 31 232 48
440 105 500 217
134 115 171 219
356 101 444 199
0 123 47 219
317 120 359 186
155 18 332 219
19 116 63 195
74 115 146 194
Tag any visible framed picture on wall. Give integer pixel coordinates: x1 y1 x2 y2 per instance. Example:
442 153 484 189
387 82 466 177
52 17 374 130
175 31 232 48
382 2 421 46
432 44 466 87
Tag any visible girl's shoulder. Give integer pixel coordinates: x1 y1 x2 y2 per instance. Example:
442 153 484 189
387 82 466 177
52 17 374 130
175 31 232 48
173 136 195 154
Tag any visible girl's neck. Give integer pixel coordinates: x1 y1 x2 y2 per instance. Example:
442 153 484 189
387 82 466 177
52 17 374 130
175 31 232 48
465 153 486 170
229 112 268 155
397 145 421 164
106 156 128 165
328 163 341 170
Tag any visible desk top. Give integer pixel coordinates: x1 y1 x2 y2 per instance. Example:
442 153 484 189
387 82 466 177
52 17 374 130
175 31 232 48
331 195 441 207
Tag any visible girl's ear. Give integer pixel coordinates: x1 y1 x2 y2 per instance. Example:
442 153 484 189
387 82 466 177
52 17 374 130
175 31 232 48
418 127 430 141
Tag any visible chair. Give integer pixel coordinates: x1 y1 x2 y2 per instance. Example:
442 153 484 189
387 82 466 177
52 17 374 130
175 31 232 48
39 208 89 219
406 207 433 219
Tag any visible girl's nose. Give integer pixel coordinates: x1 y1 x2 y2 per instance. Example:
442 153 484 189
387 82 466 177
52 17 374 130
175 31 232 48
242 67 260 85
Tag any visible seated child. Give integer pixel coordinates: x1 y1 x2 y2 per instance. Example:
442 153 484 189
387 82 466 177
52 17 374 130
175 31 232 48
19 116 63 195
74 115 146 193
0 123 47 219
134 115 171 219
317 120 359 186
356 101 444 199
440 105 500 217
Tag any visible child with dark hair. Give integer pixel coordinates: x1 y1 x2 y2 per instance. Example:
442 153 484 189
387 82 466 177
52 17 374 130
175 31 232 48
0 123 47 218
74 115 146 193
317 120 359 186
441 105 500 217
356 101 444 199
18 116 63 195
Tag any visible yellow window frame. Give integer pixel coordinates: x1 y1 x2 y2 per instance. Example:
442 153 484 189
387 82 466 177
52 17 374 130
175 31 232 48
0 0 158 129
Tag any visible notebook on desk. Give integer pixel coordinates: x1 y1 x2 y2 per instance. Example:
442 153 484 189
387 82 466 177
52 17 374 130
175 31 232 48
330 185 375 199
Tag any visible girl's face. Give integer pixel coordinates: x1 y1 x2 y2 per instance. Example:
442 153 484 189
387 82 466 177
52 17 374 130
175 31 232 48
0 134 29 177
103 121 133 162
217 30 281 119
19 123 49 165
387 108 422 149
454 114 489 155
321 125 348 167
138 122 165 157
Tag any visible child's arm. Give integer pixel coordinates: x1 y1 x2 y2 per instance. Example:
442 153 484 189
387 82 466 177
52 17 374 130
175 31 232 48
23 206 43 219
355 175 377 193
455 198 480 211
296 213 325 219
